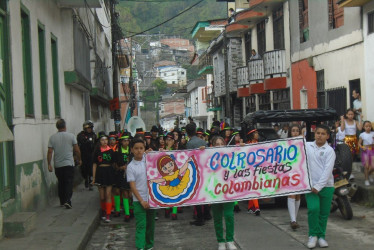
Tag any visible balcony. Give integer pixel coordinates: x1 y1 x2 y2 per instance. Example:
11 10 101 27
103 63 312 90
263 50 287 91
248 59 264 83
225 23 249 38
198 52 213 75
65 19 92 92
237 66 248 86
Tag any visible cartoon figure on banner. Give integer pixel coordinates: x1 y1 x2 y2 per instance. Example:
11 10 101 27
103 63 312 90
149 154 200 207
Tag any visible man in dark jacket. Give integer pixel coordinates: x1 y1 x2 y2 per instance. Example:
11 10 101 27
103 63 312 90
77 120 97 190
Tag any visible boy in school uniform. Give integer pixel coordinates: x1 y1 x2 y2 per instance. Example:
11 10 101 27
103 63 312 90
127 138 155 250
305 124 336 249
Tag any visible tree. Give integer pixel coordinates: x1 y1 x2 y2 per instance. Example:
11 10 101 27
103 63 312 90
152 78 168 93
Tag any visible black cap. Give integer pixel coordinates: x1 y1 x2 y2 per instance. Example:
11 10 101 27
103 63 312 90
151 125 159 132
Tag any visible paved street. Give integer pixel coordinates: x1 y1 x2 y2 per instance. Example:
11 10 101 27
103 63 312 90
86 201 374 250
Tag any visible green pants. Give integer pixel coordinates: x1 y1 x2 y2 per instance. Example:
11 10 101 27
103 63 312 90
133 202 156 250
211 202 235 243
305 187 334 239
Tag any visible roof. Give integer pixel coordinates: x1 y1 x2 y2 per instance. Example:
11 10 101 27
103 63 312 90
242 108 339 125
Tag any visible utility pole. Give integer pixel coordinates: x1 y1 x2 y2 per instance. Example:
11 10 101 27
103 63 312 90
110 0 122 131
223 33 232 125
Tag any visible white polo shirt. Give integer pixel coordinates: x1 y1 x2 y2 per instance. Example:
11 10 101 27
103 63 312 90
127 156 148 202
305 141 336 192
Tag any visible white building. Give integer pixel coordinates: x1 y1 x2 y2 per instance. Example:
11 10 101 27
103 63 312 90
185 79 212 130
157 66 187 86
0 0 114 238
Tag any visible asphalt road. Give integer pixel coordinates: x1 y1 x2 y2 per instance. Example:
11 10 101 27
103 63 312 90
86 201 374 250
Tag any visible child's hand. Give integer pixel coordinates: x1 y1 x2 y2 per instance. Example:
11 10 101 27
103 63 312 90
239 139 245 146
311 188 319 194
141 200 150 209
199 146 206 150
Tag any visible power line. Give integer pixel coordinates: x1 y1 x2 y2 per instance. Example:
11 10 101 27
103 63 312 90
126 0 205 38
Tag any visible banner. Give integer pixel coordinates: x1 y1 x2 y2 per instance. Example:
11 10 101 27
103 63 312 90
146 137 311 208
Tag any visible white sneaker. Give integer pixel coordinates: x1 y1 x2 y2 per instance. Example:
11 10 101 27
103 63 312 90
318 238 328 248
369 176 374 183
365 180 370 186
307 236 317 249
218 242 226 250
226 241 237 250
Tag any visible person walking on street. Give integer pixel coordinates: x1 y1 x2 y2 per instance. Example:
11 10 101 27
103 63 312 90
77 120 96 190
305 124 336 249
127 138 156 250
210 136 237 250
92 132 116 223
287 124 302 230
186 123 212 226
47 119 81 209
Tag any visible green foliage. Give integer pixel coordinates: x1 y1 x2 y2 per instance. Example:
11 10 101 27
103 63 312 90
152 78 168 93
117 0 226 38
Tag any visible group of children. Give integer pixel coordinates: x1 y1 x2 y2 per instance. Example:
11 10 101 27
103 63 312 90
336 108 374 186
88 113 368 250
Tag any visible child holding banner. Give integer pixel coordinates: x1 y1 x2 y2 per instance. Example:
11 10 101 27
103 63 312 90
210 136 237 250
287 124 302 230
246 129 261 216
127 138 156 250
305 124 336 249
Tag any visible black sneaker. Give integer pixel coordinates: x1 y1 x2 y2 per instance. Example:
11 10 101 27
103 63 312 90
64 202 72 209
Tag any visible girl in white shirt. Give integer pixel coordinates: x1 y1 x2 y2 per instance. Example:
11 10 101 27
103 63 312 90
358 121 374 186
287 124 302 230
340 108 363 158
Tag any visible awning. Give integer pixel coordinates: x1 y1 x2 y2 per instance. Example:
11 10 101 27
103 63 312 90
0 113 13 142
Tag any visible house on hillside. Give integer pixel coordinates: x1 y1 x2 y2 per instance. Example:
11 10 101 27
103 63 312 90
156 66 187 86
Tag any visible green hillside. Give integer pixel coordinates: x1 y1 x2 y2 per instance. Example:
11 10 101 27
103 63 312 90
117 0 227 39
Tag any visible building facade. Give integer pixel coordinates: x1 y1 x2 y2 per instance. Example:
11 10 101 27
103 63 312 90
0 0 114 238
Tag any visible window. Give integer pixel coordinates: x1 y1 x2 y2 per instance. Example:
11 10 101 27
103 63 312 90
299 0 309 43
257 21 266 56
369 11 374 34
328 0 344 29
244 30 252 61
258 92 271 110
273 6 285 50
21 8 34 117
181 71 185 75
51 35 60 117
273 89 290 110
38 24 48 118
316 70 325 108
164 73 167 76
172 81 176 84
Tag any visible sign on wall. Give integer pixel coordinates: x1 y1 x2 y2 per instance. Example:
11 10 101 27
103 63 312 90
146 137 311 208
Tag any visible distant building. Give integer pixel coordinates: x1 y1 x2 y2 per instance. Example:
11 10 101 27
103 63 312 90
159 97 185 131
156 66 187 86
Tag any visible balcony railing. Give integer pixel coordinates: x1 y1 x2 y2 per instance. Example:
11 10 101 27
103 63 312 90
248 59 264 83
263 49 286 77
237 66 249 86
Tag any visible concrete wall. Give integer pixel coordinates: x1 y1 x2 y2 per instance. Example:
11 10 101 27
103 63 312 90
289 1 362 62
363 1 374 121
1 0 113 238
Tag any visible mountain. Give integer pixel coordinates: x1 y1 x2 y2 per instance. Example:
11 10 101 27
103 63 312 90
116 0 227 39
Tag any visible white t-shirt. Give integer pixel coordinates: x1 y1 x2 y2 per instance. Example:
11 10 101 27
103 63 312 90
126 157 148 202
359 131 374 146
305 141 336 191
336 127 345 141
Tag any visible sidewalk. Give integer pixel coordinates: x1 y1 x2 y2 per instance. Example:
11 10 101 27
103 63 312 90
0 183 100 250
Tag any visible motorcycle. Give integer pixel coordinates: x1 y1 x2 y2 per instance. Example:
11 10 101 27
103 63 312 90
330 167 353 220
